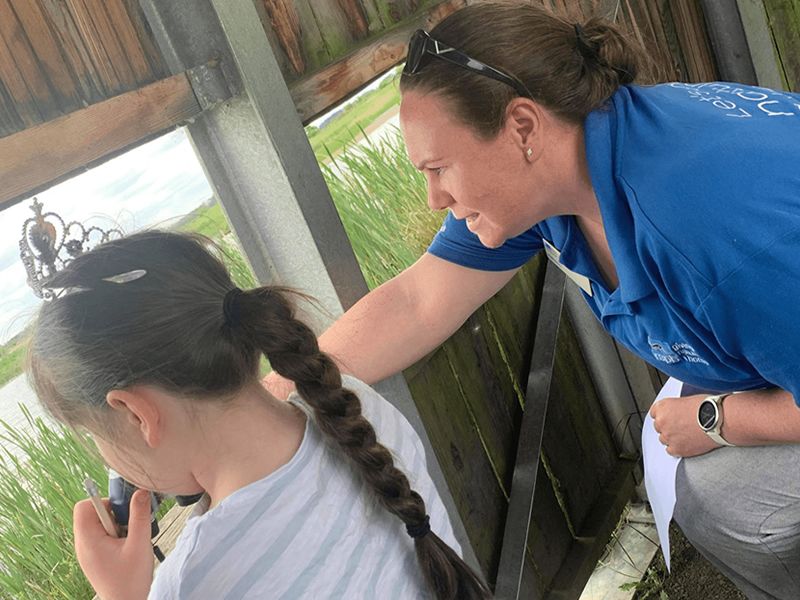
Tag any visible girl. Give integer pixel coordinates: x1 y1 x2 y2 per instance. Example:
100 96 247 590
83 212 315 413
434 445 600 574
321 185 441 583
28 230 489 599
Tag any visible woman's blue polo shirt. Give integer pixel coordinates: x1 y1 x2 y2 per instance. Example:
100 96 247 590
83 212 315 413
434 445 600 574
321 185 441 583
428 82 800 403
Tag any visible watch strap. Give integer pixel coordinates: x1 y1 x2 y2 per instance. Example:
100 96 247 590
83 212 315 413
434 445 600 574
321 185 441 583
706 429 735 447
704 393 736 447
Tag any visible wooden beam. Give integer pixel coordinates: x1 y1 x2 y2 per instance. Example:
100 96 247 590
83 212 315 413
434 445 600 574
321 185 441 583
0 72 201 210
288 0 467 123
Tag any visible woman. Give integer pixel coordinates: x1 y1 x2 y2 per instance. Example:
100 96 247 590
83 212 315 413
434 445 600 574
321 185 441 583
267 3 800 597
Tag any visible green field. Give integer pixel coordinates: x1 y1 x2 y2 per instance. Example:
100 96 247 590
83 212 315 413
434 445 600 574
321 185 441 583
306 73 401 162
0 342 24 388
178 201 231 238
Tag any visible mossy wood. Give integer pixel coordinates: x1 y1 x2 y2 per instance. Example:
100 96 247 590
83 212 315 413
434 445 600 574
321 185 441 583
404 256 636 596
762 0 800 90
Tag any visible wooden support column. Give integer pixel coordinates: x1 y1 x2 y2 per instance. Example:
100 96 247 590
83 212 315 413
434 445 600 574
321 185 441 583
139 0 482 574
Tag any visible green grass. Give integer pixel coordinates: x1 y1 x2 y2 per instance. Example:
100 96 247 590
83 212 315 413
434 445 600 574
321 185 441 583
0 407 109 599
306 73 401 162
178 202 231 239
323 125 442 289
0 342 25 388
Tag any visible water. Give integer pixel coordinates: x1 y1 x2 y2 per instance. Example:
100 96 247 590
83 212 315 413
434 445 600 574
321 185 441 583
0 374 51 456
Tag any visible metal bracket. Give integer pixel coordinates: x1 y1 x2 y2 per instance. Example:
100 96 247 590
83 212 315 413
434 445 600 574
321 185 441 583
186 58 236 111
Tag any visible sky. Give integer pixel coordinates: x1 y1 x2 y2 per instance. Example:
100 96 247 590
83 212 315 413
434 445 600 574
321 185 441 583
0 128 212 344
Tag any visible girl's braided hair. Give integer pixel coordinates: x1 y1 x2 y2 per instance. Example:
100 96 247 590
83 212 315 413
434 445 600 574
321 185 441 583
28 230 490 599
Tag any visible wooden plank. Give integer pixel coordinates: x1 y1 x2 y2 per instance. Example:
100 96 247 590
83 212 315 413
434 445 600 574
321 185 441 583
102 0 155 85
120 0 169 81
306 0 358 65
0 0 58 121
0 73 201 209
405 346 512 582
80 0 138 90
669 0 718 81
656 0 692 80
336 0 370 39
546 459 636 599
763 0 800 91
289 0 466 123
261 0 306 75
0 82 24 136
0 19 42 129
64 0 122 92
38 0 107 102
541 311 620 534
636 0 682 80
10 0 81 108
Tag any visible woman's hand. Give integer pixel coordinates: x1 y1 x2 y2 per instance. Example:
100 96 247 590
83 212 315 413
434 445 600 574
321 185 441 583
263 371 296 401
73 489 154 600
649 394 720 458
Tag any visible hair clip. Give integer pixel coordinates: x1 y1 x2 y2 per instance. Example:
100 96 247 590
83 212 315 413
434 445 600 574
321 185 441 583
101 269 147 284
41 286 91 302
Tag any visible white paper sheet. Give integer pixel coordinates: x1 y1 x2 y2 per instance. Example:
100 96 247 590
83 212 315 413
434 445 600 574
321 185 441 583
642 377 684 571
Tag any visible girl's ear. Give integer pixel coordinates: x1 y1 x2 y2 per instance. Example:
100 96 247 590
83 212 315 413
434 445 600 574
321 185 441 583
105 388 162 449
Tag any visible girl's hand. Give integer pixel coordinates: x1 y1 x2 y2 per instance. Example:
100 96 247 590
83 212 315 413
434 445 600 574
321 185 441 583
73 489 154 600
649 394 721 457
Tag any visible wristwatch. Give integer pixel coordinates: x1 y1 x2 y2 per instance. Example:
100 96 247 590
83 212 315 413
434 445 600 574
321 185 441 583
697 394 736 446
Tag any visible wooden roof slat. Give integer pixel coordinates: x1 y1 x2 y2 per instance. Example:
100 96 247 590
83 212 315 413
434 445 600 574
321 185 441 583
76 0 138 90
10 0 83 109
38 0 107 102
0 0 59 121
262 0 306 74
0 25 41 128
64 0 122 92
305 0 356 68
0 72 202 210
120 0 169 81
336 0 370 39
0 82 25 136
102 0 156 85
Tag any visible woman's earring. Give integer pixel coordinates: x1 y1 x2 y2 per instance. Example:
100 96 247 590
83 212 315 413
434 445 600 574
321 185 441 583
526 148 533 158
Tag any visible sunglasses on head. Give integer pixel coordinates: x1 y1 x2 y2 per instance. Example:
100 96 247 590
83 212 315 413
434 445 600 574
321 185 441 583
402 29 533 100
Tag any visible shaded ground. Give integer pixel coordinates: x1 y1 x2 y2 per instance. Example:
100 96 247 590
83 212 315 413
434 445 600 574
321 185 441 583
633 524 746 599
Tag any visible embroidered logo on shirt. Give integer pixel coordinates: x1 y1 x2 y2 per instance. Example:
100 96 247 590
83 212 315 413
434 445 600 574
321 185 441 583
648 337 710 366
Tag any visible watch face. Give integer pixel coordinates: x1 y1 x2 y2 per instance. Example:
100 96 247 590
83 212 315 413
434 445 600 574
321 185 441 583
698 400 718 431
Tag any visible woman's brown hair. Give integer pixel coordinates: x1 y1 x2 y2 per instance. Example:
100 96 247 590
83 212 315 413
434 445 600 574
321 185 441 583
28 230 490 600
400 1 658 137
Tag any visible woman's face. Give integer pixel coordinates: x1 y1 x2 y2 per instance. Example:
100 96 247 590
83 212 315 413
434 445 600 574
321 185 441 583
400 91 540 249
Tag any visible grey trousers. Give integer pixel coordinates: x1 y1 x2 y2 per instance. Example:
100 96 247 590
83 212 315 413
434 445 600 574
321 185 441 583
673 443 800 599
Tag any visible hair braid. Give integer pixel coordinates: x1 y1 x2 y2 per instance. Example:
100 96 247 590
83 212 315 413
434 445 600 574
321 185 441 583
240 288 491 599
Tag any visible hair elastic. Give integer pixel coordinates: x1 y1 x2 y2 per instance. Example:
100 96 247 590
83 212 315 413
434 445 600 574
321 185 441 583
223 287 245 327
573 23 598 62
406 515 431 539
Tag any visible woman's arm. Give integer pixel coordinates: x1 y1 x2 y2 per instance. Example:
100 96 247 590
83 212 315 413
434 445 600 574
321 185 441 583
264 253 519 398
650 388 800 457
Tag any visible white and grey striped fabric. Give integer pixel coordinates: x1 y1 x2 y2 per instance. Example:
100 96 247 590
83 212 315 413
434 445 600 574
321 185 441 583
148 375 461 599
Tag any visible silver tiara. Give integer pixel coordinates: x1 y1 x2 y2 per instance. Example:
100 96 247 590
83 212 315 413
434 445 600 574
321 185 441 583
19 198 126 300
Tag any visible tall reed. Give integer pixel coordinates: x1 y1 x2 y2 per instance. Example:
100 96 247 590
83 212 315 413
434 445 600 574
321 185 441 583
323 126 443 289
